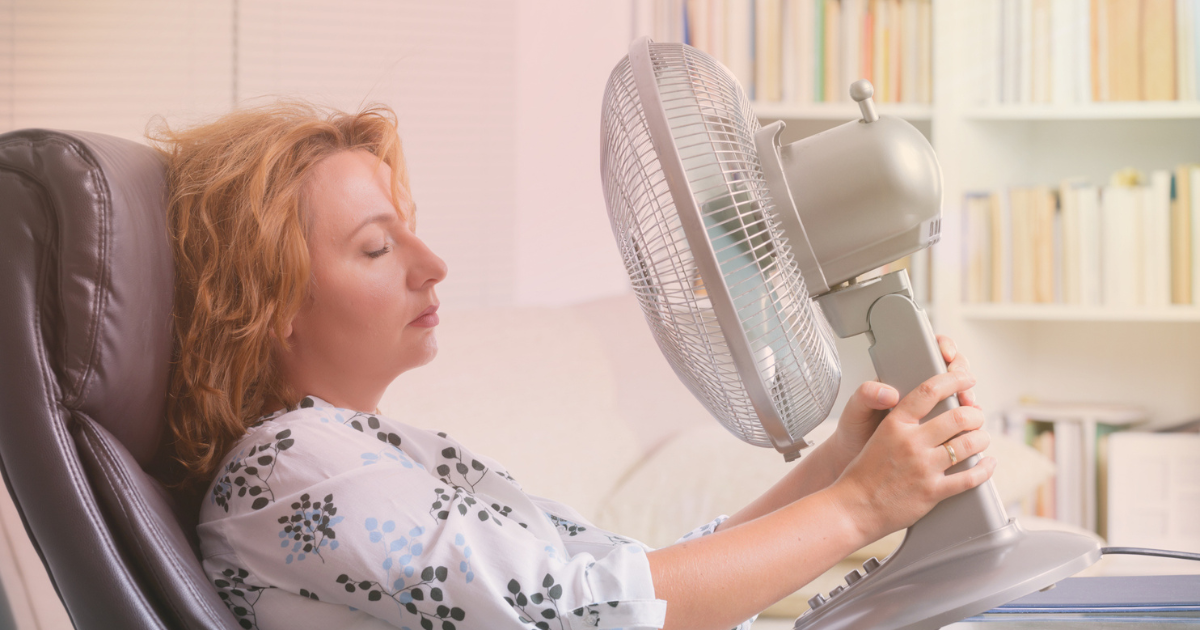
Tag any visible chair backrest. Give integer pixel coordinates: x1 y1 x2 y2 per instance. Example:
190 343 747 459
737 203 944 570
0 129 240 629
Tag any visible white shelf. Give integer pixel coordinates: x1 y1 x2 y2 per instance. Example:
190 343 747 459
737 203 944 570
962 101 1200 121
959 303 1200 322
752 101 933 121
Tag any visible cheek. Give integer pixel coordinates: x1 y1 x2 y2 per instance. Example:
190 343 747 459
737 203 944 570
325 266 407 338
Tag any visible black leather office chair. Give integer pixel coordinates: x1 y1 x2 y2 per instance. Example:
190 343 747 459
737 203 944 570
0 129 240 629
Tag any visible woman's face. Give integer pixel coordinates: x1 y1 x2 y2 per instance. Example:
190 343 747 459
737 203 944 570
279 149 447 412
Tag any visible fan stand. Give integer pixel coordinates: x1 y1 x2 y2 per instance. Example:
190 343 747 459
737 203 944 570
789 270 1100 630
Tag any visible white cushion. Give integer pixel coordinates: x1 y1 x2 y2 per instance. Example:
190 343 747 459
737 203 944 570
593 420 1061 617
379 304 643 522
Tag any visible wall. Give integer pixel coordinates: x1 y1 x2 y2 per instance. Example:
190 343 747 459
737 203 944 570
512 0 634 306
1 0 636 310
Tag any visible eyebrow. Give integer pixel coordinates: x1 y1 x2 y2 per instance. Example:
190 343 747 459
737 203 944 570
349 211 399 239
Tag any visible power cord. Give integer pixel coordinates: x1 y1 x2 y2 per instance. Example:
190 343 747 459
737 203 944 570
1101 547 1200 562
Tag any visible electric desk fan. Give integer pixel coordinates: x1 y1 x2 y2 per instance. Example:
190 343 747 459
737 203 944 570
599 37 1100 630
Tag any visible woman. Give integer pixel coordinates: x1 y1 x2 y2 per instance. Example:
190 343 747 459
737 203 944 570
158 101 993 630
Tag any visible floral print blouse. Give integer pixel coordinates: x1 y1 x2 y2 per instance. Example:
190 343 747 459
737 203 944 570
198 396 757 630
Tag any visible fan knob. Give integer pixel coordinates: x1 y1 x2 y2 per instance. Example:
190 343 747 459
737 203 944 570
844 569 863 585
830 585 845 597
850 79 879 123
807 594 827 610
862 556 881 573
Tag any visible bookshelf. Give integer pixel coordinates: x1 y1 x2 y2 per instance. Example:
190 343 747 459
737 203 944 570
928 1 1200 437
636 0 1200 469
959 303 1200 322
716 3 1200 437
963 101 1200 120
752 101 933 120
637 0 1200 561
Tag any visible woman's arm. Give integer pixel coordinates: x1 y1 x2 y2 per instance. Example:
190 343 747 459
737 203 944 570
647 367 995 630
716 335 978 533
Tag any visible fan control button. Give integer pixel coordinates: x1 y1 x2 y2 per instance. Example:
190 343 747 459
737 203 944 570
844 569 863 585
807 594 827 610
830 585 845 597
862 557 881 573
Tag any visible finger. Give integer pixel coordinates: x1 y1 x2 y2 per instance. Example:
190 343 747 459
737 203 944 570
921 405 986 447
937 456 997 499
891 370 976 425
946 353 971 374
937 335 957 365
847 381 899 411
938 428 991 470
958 387 979 408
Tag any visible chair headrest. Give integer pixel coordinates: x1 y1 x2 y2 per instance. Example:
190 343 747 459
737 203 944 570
0 129 173 467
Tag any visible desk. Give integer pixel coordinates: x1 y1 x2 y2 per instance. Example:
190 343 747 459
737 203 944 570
750 575 1200 629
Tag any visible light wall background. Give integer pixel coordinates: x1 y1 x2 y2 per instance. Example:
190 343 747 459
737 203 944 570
0 0 634 309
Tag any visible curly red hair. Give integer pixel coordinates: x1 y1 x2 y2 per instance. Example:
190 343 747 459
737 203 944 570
151 101 411 492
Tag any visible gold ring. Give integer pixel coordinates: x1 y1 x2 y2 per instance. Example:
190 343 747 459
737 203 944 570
944 443 958 466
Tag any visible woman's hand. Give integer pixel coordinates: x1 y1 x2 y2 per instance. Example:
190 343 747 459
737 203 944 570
831 367 996 544
829 335 980 471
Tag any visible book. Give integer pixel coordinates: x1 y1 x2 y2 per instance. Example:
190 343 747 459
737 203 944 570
1170 164 1194 304
872 0 887 102
964 193 993 303
1060 179 1083 303
1075 0 1092 103
756 0 783 101
1020 0 1034 103
1106 0 1142 101
1007 403 1146 532
919 0 934 103
1180 0 1198 101
1034 185 1056 303
888 0 901 102
796 0 816 104
1191 165 1200 306
1077 183 1103 305
1011 187 1035 302
1050 0 1077 104
1032 0 1053 103
1145 170 1172 308
781 0 797 102
842 0 863 97
962 575 1200 623
961 164 1200 310
823 0 841 100
901 0 919 103
1092 0 1109 101
1142 0 1177 101
726 0 755 99
1005 0 1022 103
1100 177 1140 307
1106 432 1200 575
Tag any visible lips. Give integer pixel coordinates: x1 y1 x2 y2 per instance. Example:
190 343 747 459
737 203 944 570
410 304 439 327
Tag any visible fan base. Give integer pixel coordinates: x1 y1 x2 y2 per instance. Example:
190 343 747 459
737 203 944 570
792 518 1101 630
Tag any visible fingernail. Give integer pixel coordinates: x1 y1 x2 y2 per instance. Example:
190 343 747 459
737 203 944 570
876 386 894 406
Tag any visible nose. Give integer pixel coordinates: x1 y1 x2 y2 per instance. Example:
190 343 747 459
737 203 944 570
403 230 447 290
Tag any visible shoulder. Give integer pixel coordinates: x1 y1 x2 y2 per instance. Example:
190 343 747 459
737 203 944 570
200 397 410 520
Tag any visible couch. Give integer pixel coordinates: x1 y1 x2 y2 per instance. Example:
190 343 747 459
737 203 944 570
376 291 1107 619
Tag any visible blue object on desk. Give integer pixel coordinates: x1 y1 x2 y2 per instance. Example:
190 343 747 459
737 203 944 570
967 575 1200 618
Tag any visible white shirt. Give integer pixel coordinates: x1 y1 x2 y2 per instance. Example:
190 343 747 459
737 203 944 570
198 395 756 630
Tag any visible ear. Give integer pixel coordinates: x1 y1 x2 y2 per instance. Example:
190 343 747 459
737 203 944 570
269 316 296 347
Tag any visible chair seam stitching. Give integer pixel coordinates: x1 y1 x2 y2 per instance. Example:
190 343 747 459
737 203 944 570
88 421 230 626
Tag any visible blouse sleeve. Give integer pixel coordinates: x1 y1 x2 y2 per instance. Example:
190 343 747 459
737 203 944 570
200 418 667 630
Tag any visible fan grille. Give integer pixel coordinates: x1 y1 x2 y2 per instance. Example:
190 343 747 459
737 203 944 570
600 41 840 448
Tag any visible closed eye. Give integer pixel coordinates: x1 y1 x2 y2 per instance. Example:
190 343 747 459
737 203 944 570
367 245 391 259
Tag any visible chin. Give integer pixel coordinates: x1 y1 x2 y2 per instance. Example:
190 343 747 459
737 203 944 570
401 337 439 372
